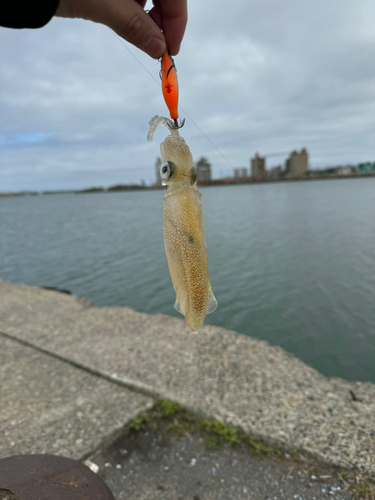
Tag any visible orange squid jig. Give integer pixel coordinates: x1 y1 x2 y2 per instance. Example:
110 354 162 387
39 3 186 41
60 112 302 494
160 50 185 129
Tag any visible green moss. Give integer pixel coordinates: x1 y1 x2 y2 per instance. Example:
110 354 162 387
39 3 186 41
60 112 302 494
155 399 185 418
202 419 241 445
128 411 150 432
352 482 372 498
123 398 375 500
246 435 271 456
126 403 301 461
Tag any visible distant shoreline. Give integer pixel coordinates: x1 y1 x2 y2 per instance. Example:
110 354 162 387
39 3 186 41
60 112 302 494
1 172 375 197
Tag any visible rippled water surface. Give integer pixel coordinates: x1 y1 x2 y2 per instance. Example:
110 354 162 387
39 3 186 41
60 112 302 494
1 178 374 382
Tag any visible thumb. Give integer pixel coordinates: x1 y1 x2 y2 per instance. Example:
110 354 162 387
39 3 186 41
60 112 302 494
57 0 166 59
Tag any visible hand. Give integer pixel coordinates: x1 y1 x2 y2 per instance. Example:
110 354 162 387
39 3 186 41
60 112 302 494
55 0 187 59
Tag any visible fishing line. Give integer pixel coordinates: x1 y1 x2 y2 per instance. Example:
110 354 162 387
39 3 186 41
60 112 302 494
113 33 280 218
112 34 283 392
113 33 160 85
113 33 236 171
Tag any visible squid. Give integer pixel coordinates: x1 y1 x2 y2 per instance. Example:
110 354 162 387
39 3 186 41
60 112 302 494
147 115 217 333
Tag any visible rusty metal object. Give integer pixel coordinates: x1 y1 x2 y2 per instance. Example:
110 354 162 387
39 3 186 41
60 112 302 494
0 491 18 500
0 455 115 500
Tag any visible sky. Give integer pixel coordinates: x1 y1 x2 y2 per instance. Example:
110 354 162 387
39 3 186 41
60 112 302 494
1 0 375 191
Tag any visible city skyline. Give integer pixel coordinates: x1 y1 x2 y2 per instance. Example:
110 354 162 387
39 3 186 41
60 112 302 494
1 0 375 191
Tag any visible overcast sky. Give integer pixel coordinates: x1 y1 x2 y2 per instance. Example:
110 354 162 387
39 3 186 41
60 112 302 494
1 0 375 191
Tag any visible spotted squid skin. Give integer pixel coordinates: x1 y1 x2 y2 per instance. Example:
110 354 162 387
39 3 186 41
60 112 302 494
163 186 210 332
147 115 217 333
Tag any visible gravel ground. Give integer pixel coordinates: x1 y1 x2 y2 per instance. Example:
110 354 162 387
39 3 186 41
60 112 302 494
91 427 349 500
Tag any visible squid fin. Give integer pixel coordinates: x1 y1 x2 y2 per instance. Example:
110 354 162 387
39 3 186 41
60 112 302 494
175 288 217 316
174 287 189 316
174 298 183 314
207 286 218 314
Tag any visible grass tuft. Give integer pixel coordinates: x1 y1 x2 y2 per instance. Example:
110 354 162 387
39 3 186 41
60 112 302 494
125 398 375 499
202 419 241 445
128 411 150 432
154 399 185 418
246 435 271 456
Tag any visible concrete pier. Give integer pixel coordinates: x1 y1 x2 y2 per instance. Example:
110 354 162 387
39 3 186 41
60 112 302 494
1 279 374 476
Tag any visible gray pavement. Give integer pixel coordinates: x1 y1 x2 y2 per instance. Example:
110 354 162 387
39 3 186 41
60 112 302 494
0 279 375 483
1 279 375 476
0 335 151 460
93 426 349 500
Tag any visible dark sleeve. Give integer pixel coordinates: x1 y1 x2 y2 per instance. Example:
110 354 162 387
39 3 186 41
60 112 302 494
0 0 60 29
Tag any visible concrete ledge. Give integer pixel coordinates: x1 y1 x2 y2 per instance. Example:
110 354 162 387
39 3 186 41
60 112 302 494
1 279 374 474
0 335 151 460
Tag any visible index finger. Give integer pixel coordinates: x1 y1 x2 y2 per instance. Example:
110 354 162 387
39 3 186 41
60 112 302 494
149 0 187 55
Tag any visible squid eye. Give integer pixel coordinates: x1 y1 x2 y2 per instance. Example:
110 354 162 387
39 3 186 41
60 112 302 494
160 161 175 181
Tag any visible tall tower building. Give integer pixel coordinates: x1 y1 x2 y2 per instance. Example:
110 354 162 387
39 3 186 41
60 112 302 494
196 157 211 184
251 153 266 178
286 149 308 176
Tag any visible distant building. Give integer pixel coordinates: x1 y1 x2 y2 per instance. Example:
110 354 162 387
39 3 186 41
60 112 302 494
336 165 351 176
251 153 266 178
285 148 308 176
359 162 375 173
196 157 212 184
234 167 248 178
267 165 282 178
155 157 162 184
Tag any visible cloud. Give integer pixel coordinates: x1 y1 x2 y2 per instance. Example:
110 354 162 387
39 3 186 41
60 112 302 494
1 0 375 190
